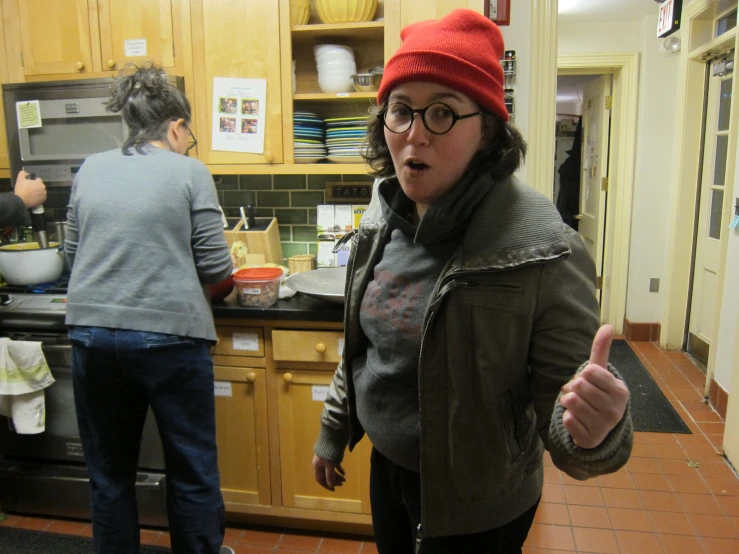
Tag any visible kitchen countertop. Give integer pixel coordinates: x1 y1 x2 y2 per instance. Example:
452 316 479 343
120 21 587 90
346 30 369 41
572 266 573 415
212 293 344 322
0 292 344 328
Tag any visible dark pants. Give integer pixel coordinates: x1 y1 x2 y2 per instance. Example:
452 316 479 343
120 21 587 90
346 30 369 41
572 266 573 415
69 326 225 554
369 448 539 554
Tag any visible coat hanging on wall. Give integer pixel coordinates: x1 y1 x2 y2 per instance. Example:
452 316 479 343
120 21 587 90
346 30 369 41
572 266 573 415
556 116 582 230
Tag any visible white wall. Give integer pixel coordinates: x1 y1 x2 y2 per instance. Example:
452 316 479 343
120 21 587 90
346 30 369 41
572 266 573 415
500 0 532 184
558 16 681 323
714 138 739 390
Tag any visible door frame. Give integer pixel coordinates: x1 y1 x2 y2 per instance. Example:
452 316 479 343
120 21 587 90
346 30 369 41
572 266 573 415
661 0 739 397
554 53 640 331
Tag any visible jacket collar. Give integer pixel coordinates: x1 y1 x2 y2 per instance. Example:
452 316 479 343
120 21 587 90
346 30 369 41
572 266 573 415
363 174 570 270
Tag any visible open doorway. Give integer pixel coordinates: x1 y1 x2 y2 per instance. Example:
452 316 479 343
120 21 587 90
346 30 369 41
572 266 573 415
555 74 613 307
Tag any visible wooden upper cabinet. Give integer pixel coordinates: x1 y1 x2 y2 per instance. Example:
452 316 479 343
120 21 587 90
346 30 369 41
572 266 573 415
0 0 10 168
190 0 283 165
97 0 175 72
16 0 96 76
5 0 176 79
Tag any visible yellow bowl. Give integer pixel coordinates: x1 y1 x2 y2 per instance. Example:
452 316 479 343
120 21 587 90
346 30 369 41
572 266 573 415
290 0 310 25
315 0 378 24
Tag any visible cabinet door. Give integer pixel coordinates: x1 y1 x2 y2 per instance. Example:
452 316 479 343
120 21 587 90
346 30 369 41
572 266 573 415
276 370 371 514
97 0 174 72
214 366 271 506
400 0 482 27
191 0 283 165
0 0 10 168
17 0 97 75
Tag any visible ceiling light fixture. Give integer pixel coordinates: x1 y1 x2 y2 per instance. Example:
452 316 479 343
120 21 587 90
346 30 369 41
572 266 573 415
663 36 682 53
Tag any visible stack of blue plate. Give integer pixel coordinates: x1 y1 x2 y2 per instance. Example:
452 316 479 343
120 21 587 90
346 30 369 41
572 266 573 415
294 111 326 163
325 116 369 163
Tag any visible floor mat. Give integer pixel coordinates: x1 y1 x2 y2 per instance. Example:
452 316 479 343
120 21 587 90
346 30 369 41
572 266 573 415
0 526 169 553
611 339 691 434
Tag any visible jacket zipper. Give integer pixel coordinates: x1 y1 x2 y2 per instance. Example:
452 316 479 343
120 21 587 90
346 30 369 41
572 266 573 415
342 231 361 445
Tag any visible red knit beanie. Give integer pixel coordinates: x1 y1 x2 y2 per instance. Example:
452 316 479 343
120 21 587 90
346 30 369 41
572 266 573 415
377 9 508 121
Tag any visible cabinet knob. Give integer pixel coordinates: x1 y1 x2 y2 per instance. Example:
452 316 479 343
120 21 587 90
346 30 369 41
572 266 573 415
246 371 256 383
106 59 115 69
264 152 274 162
315 343 326 354
215 337 221 346
283 372 293 383
75 61 85 71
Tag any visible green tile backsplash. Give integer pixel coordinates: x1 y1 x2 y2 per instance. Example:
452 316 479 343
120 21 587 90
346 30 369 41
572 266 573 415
1 173 371 263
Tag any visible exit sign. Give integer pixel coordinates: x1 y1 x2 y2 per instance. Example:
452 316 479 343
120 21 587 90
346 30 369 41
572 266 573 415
657 0 683 38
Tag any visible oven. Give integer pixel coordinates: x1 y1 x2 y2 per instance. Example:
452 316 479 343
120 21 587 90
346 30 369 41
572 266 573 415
0 291 168 526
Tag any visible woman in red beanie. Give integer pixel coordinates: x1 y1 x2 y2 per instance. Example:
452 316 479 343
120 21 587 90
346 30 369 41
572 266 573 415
312 9 632 553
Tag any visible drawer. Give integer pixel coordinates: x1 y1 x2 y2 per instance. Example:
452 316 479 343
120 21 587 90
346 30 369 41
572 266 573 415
272 330 344 363
212 327 264 358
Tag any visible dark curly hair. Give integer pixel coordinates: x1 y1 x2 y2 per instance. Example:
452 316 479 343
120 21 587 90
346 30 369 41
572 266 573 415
362 100 527 181
105 63 191 155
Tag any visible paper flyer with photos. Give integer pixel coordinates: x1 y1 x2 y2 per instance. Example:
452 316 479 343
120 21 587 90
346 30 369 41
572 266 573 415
212 77 267 154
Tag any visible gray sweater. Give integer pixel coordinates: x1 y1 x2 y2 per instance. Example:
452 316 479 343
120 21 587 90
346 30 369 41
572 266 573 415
65 146 232 342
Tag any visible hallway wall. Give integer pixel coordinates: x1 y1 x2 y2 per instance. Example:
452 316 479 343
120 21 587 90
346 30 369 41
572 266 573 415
559 16 681 325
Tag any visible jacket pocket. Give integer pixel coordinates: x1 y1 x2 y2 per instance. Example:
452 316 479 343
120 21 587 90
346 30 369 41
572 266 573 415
443 299 534 500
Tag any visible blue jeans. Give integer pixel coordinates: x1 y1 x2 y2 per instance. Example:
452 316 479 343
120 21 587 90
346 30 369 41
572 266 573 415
69 326 225 554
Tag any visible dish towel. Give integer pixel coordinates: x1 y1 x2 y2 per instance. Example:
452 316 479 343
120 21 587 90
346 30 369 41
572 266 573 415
0 337 55 434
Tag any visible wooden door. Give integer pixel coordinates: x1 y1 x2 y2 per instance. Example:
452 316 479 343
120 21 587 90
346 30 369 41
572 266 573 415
0 0 10 168
687 74 733 363
17 0 97 75
276 369 370 514
214 366 271 506
191 0 283 165
577 75 612 302
97 0 175 72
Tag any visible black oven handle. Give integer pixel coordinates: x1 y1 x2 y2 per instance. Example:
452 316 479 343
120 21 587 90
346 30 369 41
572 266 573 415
42 344 72 353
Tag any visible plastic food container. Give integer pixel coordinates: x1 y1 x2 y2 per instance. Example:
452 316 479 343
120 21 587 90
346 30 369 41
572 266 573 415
233 268 283 308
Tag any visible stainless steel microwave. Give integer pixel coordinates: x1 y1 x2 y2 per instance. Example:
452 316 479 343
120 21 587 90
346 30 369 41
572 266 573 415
2 76 184 185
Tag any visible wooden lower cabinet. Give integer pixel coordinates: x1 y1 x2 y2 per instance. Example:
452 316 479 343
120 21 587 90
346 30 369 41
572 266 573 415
276 369 371 515
214 365 271 507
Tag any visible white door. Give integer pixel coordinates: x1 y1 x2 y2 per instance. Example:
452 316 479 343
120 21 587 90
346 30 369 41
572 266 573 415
687 74 733 363
577 75 612 301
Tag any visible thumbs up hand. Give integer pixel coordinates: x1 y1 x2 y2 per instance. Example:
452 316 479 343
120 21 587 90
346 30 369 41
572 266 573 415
559 324 630 449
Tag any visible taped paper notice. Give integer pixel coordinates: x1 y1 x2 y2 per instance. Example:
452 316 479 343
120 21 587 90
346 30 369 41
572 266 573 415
214 381 232 397
337 338 345 357
232 333 259 351
125 39 147 57
17 101 41 129
312 385 329 402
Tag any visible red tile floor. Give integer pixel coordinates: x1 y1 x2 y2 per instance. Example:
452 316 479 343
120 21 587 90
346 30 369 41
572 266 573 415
2 340 738 553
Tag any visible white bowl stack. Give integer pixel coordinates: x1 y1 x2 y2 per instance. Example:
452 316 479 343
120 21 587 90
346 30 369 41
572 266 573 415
314 44 356 94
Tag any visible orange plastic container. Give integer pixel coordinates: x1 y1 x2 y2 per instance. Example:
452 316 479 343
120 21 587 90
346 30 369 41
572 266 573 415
233 268 283 308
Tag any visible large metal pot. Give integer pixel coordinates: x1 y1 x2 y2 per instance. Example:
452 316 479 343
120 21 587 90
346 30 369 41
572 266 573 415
0 242 65 285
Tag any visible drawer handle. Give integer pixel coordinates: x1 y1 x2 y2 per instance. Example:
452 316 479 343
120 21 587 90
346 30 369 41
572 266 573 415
75 61 85 71
315 343 326 354
283 372 293 383
246 371 256 383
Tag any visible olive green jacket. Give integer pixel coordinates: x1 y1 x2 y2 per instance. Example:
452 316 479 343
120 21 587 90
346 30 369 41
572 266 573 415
314 174 633 537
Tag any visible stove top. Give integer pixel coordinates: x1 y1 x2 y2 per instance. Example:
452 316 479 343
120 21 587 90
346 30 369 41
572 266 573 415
0 275 69 295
